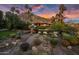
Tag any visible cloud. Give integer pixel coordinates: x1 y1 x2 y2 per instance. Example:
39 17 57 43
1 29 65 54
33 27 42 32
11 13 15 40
32 4 44 12
37 9 79 19
64 9 79 19
37 11 56 18
34 4 79 19
32 4 44 9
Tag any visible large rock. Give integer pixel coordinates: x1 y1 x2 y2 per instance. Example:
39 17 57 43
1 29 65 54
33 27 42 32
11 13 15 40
32 46 38 55
67 46 72 49
32 35 52 55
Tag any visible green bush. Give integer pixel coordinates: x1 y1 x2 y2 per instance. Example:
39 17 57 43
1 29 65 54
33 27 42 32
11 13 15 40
62 32 77 41
49 37 58 46
50 21 65 31
62 32 79 45
9 33 16 38
0 36 7 42
37 26 48 29
20 43 30 51
5 11 28 30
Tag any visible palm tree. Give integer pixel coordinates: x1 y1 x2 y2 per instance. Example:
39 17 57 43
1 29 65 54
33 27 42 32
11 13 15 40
59 4 66 14
54 4 66 23
50 5 67 46
51 16 55 23
59 4 66 23
25 4 32 11
24 4 33 22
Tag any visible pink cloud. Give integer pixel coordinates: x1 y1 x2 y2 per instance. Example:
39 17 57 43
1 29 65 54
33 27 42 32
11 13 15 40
32 5 44 12
37 11 56 18
64 10 79 19
37 9 79 19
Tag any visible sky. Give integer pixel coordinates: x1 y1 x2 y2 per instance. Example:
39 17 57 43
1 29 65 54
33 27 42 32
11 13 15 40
0 4 79 23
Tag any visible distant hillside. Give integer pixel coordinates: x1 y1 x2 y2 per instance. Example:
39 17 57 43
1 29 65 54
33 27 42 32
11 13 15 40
64 19 79 23
20 11 48 23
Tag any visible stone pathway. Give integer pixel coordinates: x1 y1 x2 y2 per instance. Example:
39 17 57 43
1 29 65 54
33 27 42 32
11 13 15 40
53 46 66 55
26 34 39 45
0 33 79 55
53 46 77 55
11 33 32 54
3 33 32 55
23 34 79 55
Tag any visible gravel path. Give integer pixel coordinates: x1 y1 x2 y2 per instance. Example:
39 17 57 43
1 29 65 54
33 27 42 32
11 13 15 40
8 33 32 55
26 34 39 45
0 33 79 55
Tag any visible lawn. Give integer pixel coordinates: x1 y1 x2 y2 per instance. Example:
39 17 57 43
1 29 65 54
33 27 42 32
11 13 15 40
0 31 16 39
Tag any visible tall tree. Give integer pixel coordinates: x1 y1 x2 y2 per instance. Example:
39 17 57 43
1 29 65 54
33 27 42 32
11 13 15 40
24 4 33 22
5 11 13 30
59 4 66 14
15 9 20 14
0 10 3 28
5 7 27 30
25 4 32 11
55 4 67 23
50 5 67 46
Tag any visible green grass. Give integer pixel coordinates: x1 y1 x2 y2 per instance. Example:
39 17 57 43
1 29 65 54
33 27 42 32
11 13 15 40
37 26 49 29
0 31 16 38
62 32 77 41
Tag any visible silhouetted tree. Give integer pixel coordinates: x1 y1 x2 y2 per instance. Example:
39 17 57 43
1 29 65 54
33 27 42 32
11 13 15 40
0 10 4 29
5 7 28 30
50 5 67 46
25 4 32 11
10 7 16 13
24 4 33 22
59 4 66 14
15 9 20 14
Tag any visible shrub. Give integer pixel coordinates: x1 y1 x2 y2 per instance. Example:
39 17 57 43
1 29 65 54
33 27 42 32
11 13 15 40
37 26 48 29
69 39 79 45
9 33 16 38
20 43 30 51
16 31 22 39
0 36 7 42
50 21 65 31
49 37 58 46
62 32 78 45
16 36 21 39
62 40 70 47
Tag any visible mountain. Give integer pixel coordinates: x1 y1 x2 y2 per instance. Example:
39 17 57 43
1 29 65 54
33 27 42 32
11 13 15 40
64 18 79 23
20 11 48 23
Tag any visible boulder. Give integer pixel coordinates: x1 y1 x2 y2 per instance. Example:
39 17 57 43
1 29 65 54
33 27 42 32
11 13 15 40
67 46 72 49
12 41 17 45
43 32 48 34
32 46 38 54
38 31 41 34
5 43 9 46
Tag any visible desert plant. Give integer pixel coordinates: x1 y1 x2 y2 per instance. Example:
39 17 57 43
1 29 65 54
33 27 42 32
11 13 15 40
9 33 16 38
62 32 78 45
20 43 30 51
49 37 58 46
